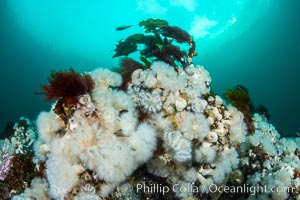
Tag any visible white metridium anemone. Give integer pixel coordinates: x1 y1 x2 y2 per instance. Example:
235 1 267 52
271 190 289 200
185 87 203 99
274 170 293 187
147 157 170 178
131 68 159 88
75 192 101 200
261 138 277 155
173 180 195 198
46 137 82 199
36 111 65 143
99 183 118 198
210 166 226 184
144 75 157 88
247 172 262 186
163 131 192 162
134 69 158 88
207 148 240 184
33 140 49 161
183 168 198 182
214 95 223 107
69 124 99 156
194 142 217 163
91 88 111 111
94 134 137 183
150 61 186 91
191 98 207 113
150 113 173 132
180 112 210 141
49 135 74 159
207 96 214 103
279 138 298 156
78 94 95 114
12 177 49 200
262 170 292 200
68 109 89 132
248 130 263 146
119 112 138 136
162 92 178 114
75 184 101 200
219 148 240 172
128 122 157 163
131 68 144 86
185 65 211 94
207 116 214 125
78 127 156 190
46 155 80 199
206 106 222 120
91 68 122 88
198 174 214 194
138 90 162 113
92 88 134 118
151 61 177 79
206 131 218 143
111 90 135 112
101 108 119 133
228 105 247 144
175 97 187 112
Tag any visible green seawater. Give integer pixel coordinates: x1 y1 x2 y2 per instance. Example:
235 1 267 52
0 0 299 136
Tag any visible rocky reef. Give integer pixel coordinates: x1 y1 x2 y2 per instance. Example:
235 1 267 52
1 18 299 200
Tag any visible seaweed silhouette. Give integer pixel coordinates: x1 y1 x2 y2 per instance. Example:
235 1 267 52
113 18 197 69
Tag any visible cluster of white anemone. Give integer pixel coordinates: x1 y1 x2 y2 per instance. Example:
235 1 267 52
240 114 300 200
24 68 157 200
11 61 299 200
129 61 247 198
0 117 36 158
